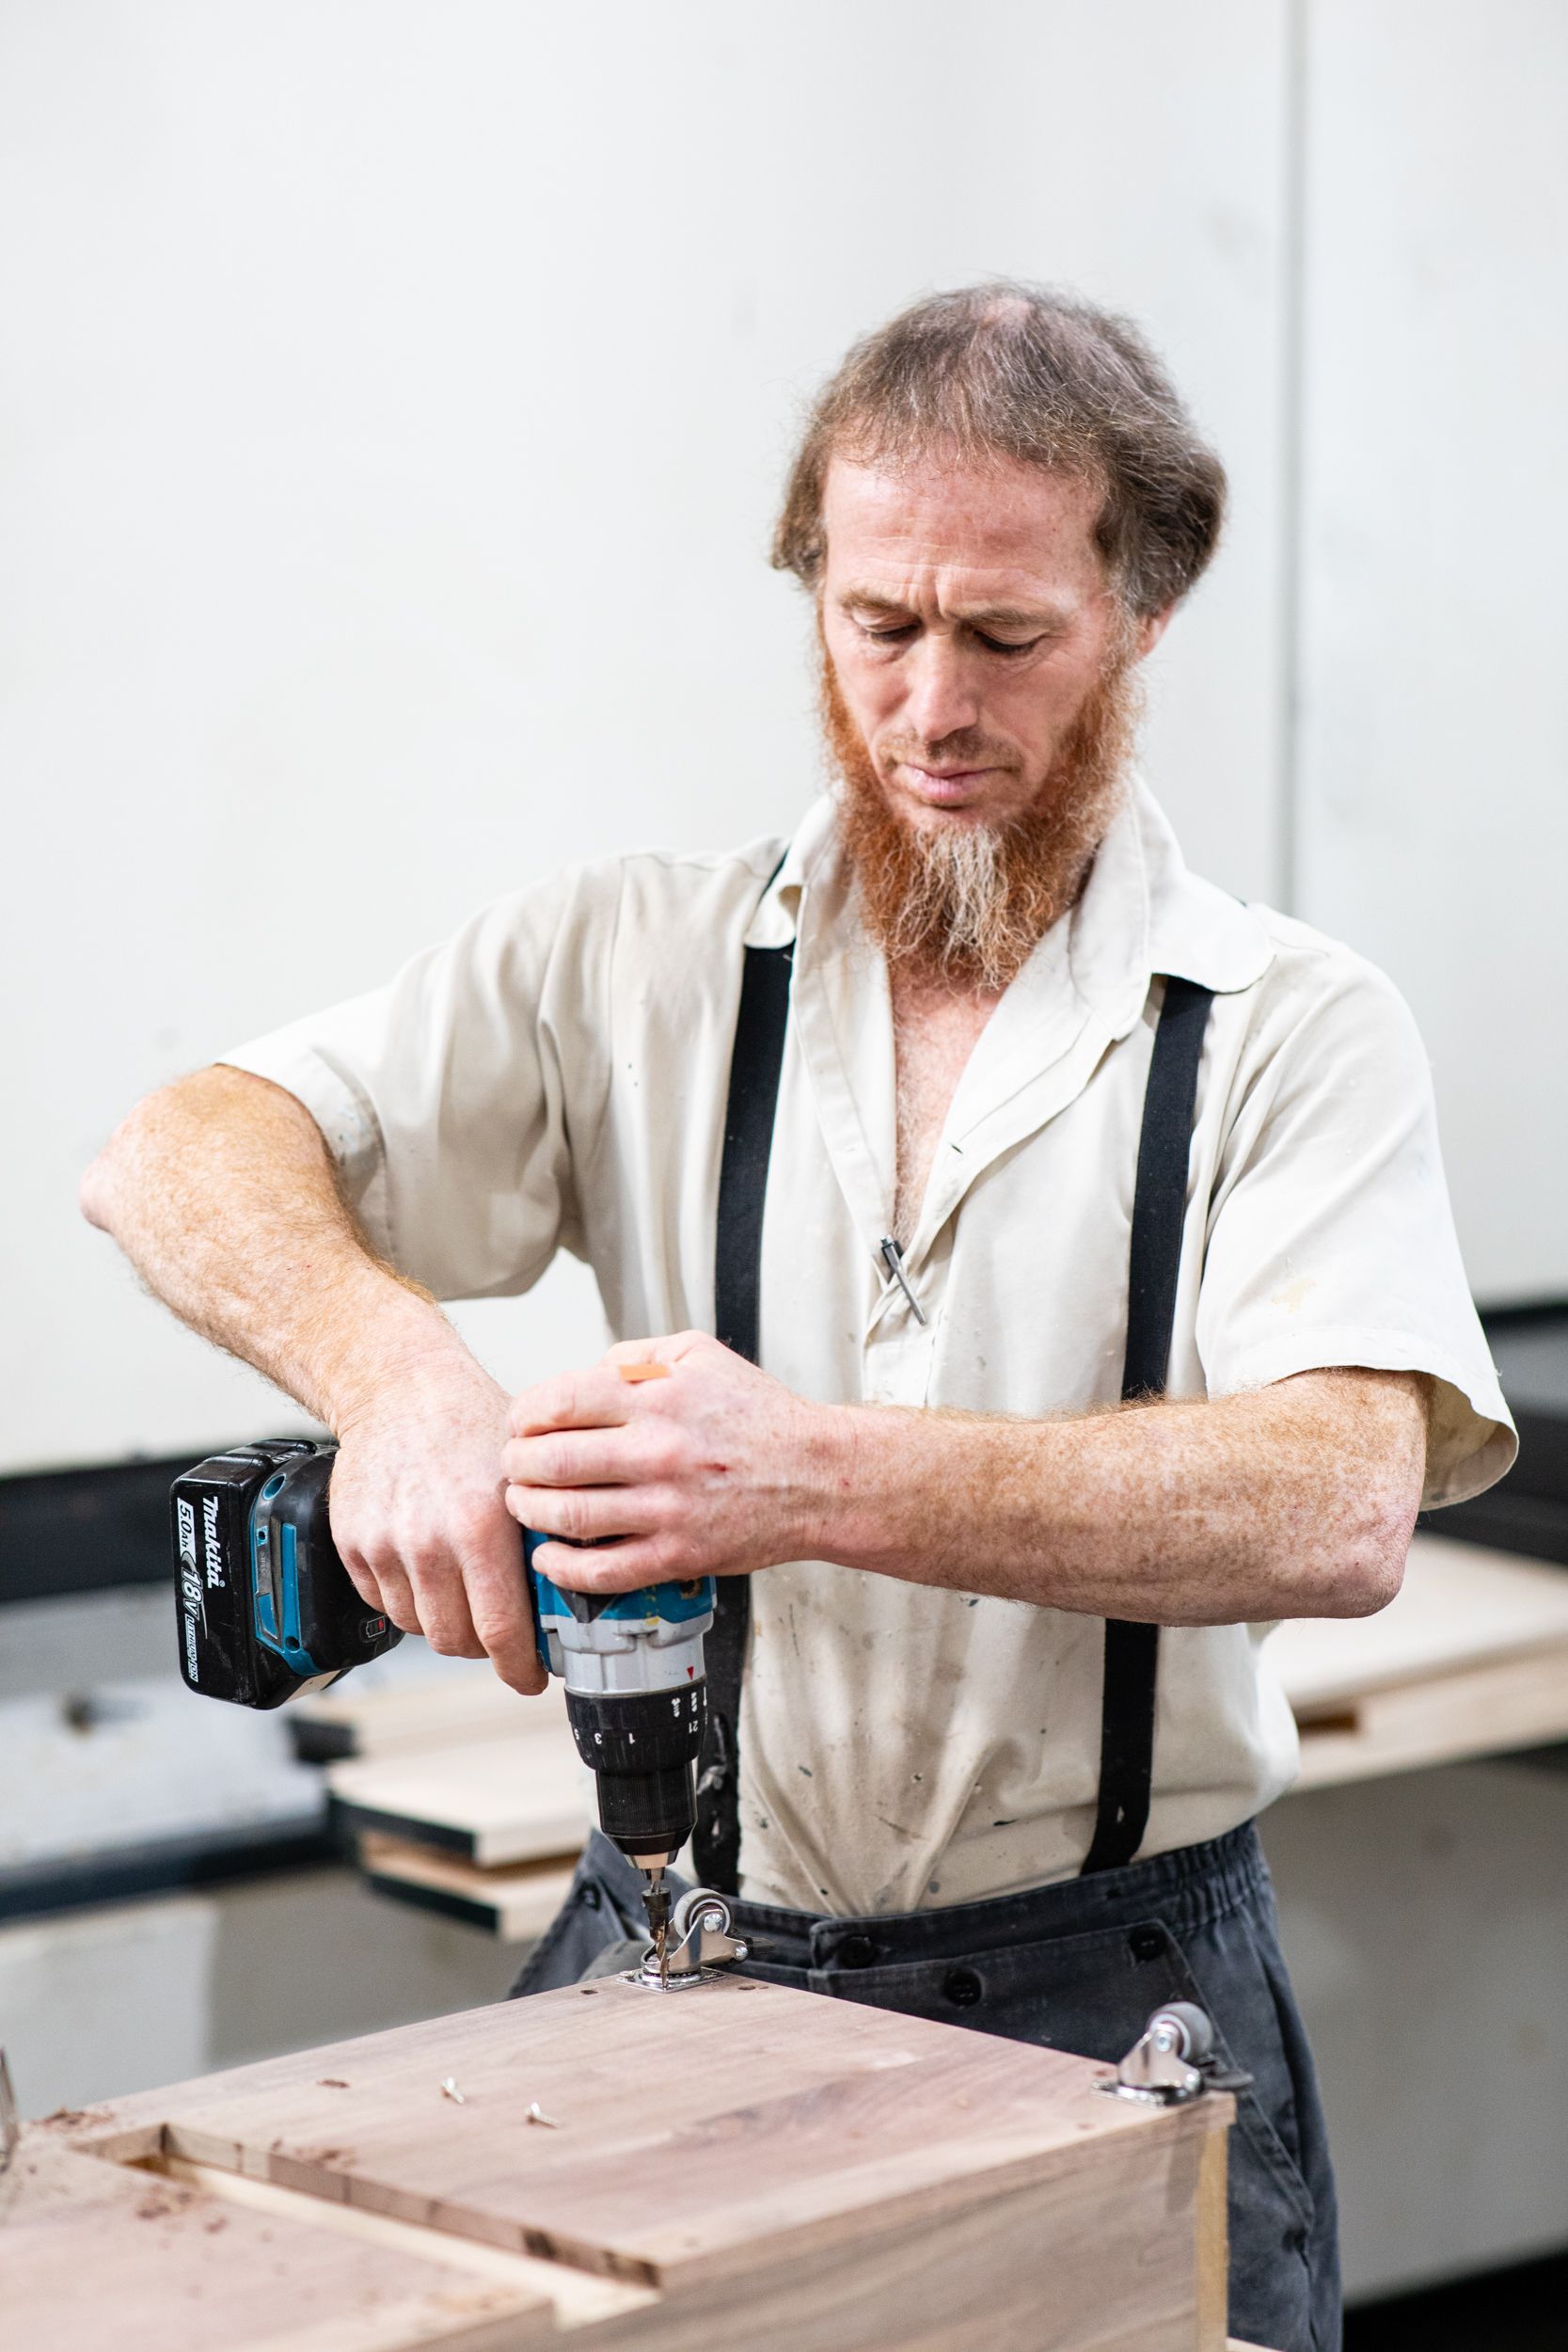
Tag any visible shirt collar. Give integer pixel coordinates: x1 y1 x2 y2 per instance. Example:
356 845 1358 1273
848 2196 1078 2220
745 780 1274 1021
741 797 829 949
1069 778 1273 1038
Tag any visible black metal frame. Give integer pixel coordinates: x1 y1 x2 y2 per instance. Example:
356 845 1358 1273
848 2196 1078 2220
0 1816 339 1928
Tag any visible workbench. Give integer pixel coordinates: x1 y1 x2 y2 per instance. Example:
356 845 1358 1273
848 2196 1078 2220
5 1974 1244 2352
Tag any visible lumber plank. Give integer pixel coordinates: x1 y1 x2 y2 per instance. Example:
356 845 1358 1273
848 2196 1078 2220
325 1730 591 1865
1266 1531 1568 1789
70 1979 1231 2349
293 1670 557 1762
356 1836 576 1942
1291 1638 1568 1789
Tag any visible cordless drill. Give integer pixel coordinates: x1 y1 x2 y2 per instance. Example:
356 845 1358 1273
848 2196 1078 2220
170 1406 715 1963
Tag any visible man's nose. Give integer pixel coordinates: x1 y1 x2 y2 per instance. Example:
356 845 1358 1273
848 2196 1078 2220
901 638 981 749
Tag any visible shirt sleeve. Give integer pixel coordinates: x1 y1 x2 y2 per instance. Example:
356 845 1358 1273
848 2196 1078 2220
1196 939 1515 1508
218 866 614 1303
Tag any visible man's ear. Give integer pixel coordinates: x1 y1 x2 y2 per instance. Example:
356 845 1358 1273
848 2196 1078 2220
1134 603 1177 660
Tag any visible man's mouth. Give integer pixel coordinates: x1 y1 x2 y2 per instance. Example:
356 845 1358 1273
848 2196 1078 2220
895 763 1001 806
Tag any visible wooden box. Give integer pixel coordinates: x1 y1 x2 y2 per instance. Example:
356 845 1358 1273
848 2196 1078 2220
6 1976 1233 2351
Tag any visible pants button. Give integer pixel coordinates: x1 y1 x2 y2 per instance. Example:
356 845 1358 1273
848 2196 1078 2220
1129 1924 1165 1962
942 1966 984 2007
834 1933 878 1969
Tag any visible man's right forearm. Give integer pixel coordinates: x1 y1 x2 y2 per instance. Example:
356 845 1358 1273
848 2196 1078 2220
79 1063 466 1426
82 1063 545 1689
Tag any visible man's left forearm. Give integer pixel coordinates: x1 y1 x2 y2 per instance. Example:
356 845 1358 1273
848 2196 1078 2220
503 1338 1427 1624
809 1368 1428 1625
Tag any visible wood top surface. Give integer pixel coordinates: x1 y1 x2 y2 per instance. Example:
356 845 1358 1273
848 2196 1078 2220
1 2137 554 2352
76 1976 1218 2293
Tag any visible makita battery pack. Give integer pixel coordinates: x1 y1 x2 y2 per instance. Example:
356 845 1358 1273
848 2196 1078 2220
170 1438 402 1709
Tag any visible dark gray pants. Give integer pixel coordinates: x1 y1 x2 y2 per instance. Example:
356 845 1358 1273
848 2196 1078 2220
511 1819 1338 2352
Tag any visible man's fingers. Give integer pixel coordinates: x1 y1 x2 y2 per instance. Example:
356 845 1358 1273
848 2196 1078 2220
528 1533 680 1595
508 1365 639 1439
604 1333 711 1372
505 1481 656 1544
364 1556 420 1636
500 1425 675 1490
459 1515 547 1696
338 1549 387 1615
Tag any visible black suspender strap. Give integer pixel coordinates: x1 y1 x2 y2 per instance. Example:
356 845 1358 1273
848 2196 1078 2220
712 943 796 1363
690 938 794 1894
1080 976 1214 1876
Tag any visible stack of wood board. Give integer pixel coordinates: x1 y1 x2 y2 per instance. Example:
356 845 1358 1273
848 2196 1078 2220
321 1679 591 1942
1270 1531 1568 1788
325 1531 1568 1941
356 1834 578 1942
11 1975 1237 2352
292 1664 552 1762
326 1723 591 1867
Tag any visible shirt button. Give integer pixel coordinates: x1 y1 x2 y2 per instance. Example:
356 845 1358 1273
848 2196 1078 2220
834 1933 879 1969
1128 1925 1165 1962
942 1967 984 2008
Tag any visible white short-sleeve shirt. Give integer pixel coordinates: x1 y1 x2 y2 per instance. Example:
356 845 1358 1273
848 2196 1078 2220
224 783 1514 1915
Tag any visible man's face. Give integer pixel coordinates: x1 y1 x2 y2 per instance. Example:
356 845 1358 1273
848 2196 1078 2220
819 452 1160 833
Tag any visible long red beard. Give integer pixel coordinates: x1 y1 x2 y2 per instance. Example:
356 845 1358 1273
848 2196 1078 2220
823 648 1139 992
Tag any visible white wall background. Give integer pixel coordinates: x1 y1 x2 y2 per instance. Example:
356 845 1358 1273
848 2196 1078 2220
2 0 1561 1475
1293 0 1568 1305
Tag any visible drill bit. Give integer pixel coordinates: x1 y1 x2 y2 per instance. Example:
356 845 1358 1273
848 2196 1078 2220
641 1866 672 1988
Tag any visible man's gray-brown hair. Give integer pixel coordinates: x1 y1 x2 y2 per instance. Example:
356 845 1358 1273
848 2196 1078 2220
772 281 1227 619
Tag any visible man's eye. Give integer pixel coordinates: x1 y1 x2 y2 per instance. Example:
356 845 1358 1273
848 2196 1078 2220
975 631 1043 655
860 621 916 644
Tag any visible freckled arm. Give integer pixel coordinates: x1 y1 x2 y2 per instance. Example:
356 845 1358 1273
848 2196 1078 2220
804 1368 1428 1624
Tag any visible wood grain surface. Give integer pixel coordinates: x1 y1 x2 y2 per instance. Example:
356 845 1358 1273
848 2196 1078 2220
0 2134 555 2352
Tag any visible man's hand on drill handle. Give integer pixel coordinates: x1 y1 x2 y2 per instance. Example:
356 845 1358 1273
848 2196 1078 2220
329 1343 546 1694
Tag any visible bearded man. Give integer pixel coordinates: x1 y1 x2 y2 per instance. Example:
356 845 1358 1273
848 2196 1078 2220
83 284 1512 2352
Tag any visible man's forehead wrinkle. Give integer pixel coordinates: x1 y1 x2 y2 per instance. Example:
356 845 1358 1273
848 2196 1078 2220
837 580 1075 629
